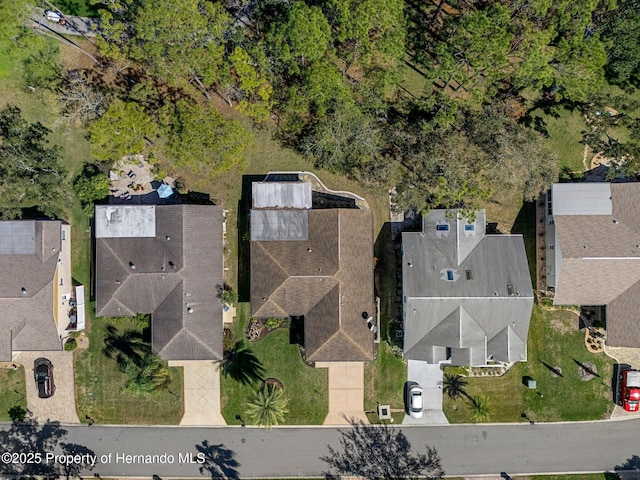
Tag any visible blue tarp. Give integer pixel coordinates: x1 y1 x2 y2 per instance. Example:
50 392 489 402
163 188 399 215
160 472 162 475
157 183 173 199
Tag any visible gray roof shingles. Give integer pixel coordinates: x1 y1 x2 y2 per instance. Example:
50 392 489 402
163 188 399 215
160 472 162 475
402 209 534 366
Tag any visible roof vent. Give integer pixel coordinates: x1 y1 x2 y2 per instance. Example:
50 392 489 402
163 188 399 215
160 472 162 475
408 262 413 267
115 280 121 285
307 247 312 253
465 269 473 280
169 261 175 268
129 262 136 270
187 307 193 314
166 236 171 241
21 287 27 295
613 219 619 224
507 284 515 296
494 291 498 296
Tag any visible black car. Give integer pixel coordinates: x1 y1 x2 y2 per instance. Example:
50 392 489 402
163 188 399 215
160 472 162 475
34 358 55 398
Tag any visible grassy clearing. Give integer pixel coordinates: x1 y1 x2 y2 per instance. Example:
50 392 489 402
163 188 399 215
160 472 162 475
74 312 184 424
221 303 328 425
0 367 27 421
443 305 615 423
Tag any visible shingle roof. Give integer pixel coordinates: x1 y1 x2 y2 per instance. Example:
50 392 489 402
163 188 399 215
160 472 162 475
552 183 640 347
250 207 374 362
0 220 63 361
402 209 533 366
95 205 223 361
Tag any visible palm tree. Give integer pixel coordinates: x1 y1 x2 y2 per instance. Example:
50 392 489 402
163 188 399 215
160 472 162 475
442 373 469 400
245 385 289 429
121 352 172 396
468 395 493 422
102 324 151 372
222 340 265 385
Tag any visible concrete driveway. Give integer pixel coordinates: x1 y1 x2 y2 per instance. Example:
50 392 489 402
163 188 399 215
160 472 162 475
403 360 448 424
316 362 368 425
14 350 80 424
170 360 226 426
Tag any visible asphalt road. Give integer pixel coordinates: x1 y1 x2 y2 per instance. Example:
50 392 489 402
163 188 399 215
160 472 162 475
2 420 639 478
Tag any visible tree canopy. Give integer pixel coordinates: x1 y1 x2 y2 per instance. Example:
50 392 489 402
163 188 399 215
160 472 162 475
0 106 68 220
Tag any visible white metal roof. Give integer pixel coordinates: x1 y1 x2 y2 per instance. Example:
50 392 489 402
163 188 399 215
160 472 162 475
552 183 612 216
252 182 312 209
94 205 156 238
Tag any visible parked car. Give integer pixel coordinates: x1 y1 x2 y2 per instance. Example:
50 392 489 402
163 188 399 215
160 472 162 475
407 384 423 418
43 10 63 23
34 358 55 398
621 369 640 412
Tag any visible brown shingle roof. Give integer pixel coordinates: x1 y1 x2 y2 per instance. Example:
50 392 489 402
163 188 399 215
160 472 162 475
95 205 223 361
251 208 374 362
554 183 640 347
0 220 63 360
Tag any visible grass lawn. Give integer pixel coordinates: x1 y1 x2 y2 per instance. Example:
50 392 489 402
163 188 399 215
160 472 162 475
0 367 27 421
364 342 407 423
221 303 328 425
443 305 615 423
74 312 184 424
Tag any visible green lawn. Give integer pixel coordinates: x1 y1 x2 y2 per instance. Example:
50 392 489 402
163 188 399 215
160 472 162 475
221 303 328 425
0 367 27 421
74 312 184 424
364 342 407 423
444 305 615 423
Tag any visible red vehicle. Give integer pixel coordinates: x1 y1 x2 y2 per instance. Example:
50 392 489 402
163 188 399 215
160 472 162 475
621 369 640 412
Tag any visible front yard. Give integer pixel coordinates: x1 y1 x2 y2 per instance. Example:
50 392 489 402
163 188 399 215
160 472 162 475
0 366 27 421
444 305 615 423
221 303 328 425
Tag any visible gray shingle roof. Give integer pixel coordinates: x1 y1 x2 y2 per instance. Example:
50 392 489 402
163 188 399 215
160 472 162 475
95 205 223 361
251 206 374 362
402 209 533 366
552 182 640 347
0 220 63 361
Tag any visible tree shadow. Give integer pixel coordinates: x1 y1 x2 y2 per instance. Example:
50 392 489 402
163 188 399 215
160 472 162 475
614 454 640 479
222 340 265 385
60 442 96 479
572 358 601 378
539 360 565 378
196 440 240 479
0 413 68 477
321 419 444 479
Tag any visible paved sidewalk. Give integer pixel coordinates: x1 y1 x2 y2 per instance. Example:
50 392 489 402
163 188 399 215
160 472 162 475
170 360 226 426
316 362 368 425
15 351 80 424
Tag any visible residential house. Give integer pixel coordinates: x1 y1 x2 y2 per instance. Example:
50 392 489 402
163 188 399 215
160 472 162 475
0 220 74 360
250 175 375 362
95 204 223 361
402 209 534 366
547 182 640 347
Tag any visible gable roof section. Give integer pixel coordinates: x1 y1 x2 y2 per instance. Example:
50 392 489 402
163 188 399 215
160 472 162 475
552 183 640 347
251 207 374 362
95 205 223 361
402 209 533 366
0 220 63 361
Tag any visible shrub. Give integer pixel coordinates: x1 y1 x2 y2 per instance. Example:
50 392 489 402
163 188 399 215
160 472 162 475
64 338 78 351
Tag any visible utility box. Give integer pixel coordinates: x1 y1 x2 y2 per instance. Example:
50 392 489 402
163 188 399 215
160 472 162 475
525 377 537 389
377 404 391 420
